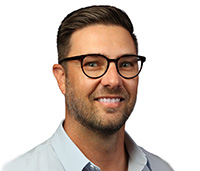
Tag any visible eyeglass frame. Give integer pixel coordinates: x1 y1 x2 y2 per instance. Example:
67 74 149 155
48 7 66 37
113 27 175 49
58 54 146 79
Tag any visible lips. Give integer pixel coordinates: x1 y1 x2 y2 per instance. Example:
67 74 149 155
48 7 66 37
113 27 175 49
94 96 124 109
97 98 121 103
95 97 124 103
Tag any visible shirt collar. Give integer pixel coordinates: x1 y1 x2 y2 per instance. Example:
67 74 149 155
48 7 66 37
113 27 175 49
51 121 148 171
125 133 148 170
51 121 93 171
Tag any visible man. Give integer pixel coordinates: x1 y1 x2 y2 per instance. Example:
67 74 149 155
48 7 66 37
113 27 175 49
3 5 173 171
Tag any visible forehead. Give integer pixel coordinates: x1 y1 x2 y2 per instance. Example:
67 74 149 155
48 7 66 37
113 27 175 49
68 25 136 57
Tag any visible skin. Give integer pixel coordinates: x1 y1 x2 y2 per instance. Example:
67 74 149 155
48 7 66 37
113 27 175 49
53 25 138 171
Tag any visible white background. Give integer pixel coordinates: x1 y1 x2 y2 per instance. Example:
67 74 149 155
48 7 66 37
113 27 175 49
0 0 199 170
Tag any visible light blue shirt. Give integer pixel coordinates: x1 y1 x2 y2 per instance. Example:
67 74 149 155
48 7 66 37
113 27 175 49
3 121 173 171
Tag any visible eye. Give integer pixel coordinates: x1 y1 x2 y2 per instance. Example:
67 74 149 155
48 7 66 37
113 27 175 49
84 61 98 67
82 55 107 72
121 62 133 67
120 62 134 68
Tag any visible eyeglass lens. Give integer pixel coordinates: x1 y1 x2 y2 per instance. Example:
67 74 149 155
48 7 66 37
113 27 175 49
82 55 142 79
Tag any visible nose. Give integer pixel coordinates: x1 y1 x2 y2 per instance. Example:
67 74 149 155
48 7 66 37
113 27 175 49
101 63 123 89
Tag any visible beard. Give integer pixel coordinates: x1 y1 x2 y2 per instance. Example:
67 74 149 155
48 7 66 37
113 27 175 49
65 78 137 136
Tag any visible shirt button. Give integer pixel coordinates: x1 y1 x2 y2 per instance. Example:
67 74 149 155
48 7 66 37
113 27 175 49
90 163 100 171
90 164 94 169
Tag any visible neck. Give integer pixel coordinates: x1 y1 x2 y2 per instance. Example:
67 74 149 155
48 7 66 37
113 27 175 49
64 116 129 171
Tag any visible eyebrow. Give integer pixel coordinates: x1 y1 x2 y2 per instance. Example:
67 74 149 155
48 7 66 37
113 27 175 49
85 53 138 58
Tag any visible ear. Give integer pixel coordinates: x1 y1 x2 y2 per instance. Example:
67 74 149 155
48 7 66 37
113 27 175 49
53 64 66 95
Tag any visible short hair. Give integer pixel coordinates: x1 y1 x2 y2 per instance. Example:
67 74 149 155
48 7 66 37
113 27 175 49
57 5 138 63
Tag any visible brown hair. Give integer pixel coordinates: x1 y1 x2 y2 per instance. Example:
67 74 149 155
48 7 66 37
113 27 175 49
57 5 138 63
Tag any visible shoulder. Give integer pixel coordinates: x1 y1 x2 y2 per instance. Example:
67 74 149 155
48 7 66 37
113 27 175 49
140 147 174 171
3 138 64 171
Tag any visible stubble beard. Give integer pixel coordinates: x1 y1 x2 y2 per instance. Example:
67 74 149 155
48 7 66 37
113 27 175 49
65 79 137 136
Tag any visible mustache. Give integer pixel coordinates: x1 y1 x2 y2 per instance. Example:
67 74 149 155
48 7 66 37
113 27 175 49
89 87 129 99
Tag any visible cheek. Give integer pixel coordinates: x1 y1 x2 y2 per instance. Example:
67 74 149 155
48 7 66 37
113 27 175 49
125 78 138 98
68 68 100 97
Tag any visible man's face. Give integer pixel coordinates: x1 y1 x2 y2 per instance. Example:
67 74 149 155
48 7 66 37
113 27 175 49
65 25 138 135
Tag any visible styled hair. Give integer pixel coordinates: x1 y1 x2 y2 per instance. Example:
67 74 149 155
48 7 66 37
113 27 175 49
57 5 138 62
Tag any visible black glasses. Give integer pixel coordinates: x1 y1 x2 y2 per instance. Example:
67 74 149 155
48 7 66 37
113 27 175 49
59 54 146 79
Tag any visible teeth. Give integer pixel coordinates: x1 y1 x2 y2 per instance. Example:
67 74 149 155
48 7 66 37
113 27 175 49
98 98 121 103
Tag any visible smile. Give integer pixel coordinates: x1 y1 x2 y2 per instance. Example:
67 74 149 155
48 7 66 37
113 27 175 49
95 97 124 108
95 96 125 103
98 98 121 103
